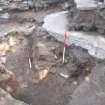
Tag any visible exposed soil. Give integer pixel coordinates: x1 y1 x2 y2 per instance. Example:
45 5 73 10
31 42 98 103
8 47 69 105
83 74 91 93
0 7 104 105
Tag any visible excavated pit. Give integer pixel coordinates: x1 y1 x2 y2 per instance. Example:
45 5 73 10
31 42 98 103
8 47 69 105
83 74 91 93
1 25 100 105
0 6 105 105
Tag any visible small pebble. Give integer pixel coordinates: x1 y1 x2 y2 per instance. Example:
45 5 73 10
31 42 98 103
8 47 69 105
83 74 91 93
85 76 90 82
73 81 78 85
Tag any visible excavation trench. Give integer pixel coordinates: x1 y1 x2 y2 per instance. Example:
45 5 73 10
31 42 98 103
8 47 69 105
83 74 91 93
4 27 99 105
0 9 104 105
0 23 97 105
0 0 105 105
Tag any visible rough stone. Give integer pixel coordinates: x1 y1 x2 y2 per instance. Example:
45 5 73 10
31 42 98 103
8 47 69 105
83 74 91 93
0 88 28 105
69 63 105 105
0 22 35 37
70 46 94 64
0 64 19 94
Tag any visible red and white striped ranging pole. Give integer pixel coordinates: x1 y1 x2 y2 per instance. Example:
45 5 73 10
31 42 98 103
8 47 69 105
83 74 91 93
62 32 68 63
